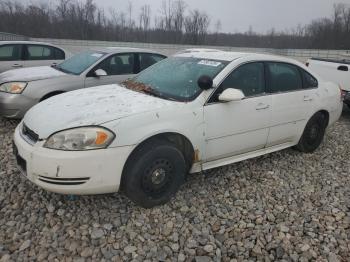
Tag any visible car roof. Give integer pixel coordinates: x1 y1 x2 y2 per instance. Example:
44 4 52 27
0 40 59 46
88 47 165 55
0 40 65 50
175 48 299 64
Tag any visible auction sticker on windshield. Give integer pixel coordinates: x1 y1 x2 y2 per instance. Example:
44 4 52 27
198 60 222 67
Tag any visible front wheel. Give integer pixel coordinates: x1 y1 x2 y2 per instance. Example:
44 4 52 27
296 113 327 153
122 140 186 208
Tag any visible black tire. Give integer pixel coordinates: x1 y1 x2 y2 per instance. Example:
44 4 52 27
122 140 186 208
296 113 327 153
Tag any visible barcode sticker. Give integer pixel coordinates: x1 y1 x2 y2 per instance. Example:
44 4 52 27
91 53 103 58
198 60 222 67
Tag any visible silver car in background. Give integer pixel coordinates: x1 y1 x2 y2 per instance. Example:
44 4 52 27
0 41 67 73
0 47 166 118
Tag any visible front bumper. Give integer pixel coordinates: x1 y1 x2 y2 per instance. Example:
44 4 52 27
13 124 135 195
0 92 35 119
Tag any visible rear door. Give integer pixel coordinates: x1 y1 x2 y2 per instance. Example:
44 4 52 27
24 44 65 68
0 44 24 72
85 53 137 88
266 62 317 147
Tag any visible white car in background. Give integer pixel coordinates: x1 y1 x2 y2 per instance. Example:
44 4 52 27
13 50 343 208
306 57 350 108
0 41 67 73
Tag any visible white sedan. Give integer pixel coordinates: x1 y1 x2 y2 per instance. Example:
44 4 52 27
13 50 343 208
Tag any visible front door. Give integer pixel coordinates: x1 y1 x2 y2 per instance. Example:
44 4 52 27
85 53 136 88
204 62 271 162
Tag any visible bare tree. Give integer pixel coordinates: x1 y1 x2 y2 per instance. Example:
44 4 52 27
139 4 151 41
0 0 349 49
160 0 173 31
184 10 210 44
127 1 134 28
172 0 186 42
139 5 151 31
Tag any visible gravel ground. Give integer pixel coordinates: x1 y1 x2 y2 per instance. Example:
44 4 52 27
0 108 349 262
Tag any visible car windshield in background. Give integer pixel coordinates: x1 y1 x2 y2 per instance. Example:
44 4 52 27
55 51 106 75
125 57 228 101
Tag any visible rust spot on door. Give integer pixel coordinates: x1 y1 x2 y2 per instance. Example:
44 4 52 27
194 149 200 163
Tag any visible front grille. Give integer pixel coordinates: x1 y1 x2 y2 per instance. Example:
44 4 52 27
38 175 90 186
22 124 39 144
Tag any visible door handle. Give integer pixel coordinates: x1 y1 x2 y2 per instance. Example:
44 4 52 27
255 103 270 110
304 96 313 102
12 64 23 68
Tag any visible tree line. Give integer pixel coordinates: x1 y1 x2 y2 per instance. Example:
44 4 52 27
0 0 349 49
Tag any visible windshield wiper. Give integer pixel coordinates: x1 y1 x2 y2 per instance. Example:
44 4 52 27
142 88 178 101
122 79 179 101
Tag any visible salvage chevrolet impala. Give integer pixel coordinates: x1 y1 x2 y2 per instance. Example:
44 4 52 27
13 50 343 207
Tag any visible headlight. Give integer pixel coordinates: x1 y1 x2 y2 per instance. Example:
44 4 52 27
44 127 115 151
0 82 28 94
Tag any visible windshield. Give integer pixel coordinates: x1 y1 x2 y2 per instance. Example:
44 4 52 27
124 57 228 101
56 51 106 75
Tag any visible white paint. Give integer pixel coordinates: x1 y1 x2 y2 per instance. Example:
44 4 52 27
23 84 179 138
14 50 343 197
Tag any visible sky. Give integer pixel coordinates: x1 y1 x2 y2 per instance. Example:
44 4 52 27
30 0 348 33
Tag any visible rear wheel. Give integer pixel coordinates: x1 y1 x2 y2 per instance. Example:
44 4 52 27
122 140 186 208
296 113 327 153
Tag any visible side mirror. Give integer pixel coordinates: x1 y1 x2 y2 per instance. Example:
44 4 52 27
197 75 213 90
218 88 245 102
94 69 107 77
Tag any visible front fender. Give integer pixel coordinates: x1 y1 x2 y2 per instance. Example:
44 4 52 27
104 107 205 161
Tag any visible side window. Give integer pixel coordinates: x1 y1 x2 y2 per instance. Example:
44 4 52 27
267 62 303 93
96 53 135 75
139 53 166 72
302 69 318 88
26 45 54 60
0 45 22 61
219 62 265 97
53 48 65 60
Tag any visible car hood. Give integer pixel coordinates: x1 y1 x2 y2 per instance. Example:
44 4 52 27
23 84 180 139
0 66 67 83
